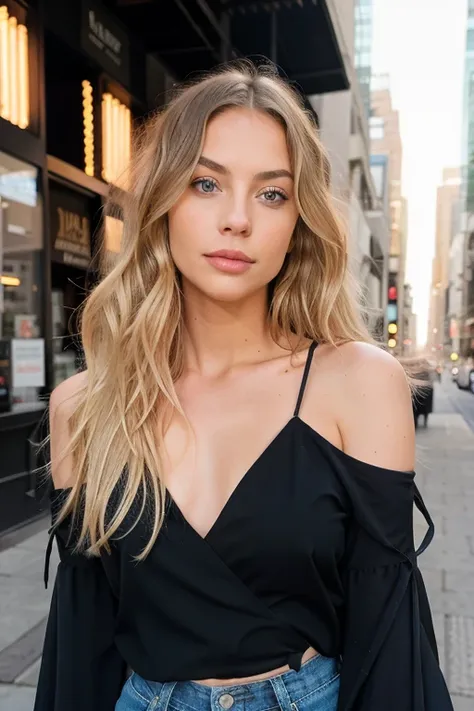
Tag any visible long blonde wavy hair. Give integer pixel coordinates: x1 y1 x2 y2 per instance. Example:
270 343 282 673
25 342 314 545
48 61 375 559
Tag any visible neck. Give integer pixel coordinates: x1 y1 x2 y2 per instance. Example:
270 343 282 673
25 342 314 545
181 282 283 376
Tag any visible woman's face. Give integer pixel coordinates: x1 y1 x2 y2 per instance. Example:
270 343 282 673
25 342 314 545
168 107 299 303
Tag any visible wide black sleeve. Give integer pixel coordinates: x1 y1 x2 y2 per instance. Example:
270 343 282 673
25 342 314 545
34 493 127 711
337 486 453 711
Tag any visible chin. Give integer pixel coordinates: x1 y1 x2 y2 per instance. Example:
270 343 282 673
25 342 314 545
185 276 263 304
199 285 257 303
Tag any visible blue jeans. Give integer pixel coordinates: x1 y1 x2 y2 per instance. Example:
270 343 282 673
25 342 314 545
115 654 340 711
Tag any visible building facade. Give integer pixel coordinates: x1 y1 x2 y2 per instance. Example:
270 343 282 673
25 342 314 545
354 0 373 120
457 0 474 357
310 0 388 341
448 229 466 356
462 0 474 212
0 0 350 535
428 168 461 355
370 75 411 353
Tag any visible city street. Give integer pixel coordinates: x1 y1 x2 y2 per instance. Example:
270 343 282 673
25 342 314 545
0 0 470 708
0 375 473 711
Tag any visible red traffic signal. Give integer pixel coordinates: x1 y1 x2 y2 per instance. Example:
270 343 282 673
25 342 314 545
388 286 397 302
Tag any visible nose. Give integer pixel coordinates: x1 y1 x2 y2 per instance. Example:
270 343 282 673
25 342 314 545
219 194 251 237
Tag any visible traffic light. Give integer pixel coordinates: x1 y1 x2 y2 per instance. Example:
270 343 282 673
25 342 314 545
387 278 398 350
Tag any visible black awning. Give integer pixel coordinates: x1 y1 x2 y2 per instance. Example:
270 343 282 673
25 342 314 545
228 0 349 95
108 0 348 95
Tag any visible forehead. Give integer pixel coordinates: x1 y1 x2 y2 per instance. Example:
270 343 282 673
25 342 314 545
202 107 291 170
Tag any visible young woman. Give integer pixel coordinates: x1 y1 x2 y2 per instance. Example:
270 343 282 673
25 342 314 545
35 63 452 711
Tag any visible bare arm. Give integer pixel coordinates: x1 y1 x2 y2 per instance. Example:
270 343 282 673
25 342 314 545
49 370 88 489
336 342 416 472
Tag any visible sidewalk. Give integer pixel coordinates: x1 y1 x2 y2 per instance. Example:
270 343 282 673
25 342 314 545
0 525 58 710
413 410 474 710
0 396 473 710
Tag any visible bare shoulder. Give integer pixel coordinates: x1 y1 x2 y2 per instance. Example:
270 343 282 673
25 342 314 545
50 370 88 420
321 341 415 472
49 370 88 489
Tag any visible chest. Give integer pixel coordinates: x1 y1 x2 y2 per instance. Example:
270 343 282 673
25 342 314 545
118 423 349 601
160 369 302 539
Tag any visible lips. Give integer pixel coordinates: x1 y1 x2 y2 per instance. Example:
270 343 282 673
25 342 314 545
204 249 254 263
203 249 255 275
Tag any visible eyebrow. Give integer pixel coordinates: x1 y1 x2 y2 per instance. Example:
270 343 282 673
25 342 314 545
197 156 293 181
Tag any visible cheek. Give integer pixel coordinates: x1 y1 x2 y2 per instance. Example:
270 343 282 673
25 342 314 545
258 212 297 266
168 199 205 263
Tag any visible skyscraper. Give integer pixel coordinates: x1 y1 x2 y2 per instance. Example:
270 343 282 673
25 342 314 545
310 0 388 340
462 0 474 211
370 76 408 352
459 0 474 356
354 0 373 120
428 168 461 354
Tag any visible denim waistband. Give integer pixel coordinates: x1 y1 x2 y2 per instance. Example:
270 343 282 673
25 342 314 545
130 654 340 710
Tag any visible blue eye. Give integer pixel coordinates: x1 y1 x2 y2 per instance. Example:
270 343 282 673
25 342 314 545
192 178 218 194
259 188 288 204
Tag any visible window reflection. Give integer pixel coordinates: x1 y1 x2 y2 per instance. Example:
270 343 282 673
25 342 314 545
0 151 43 408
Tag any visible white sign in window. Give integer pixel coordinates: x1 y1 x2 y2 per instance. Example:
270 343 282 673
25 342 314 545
11 337 45 387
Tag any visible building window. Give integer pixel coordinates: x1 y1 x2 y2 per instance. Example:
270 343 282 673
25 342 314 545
369 116 384 140
468 29 474 52
0 152 44 408
370 163 384 199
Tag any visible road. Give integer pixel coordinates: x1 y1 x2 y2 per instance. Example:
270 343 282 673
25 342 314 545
448 377 474 433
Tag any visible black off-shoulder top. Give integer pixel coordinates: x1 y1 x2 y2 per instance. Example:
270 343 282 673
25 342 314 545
34 343 453 711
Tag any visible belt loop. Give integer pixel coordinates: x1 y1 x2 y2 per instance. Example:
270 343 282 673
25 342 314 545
269 675 294 711
155 681 178 711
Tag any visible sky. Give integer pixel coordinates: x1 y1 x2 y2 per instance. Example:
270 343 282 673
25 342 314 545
371 0 467 346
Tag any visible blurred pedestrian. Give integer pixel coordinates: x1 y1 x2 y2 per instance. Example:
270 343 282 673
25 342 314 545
35 61 452 711
407 356 435 429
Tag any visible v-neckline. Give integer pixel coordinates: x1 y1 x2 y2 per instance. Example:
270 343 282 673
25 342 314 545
165 342 318 542
166 416 300 542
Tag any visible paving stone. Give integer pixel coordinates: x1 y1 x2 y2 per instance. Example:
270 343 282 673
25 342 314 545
0 547 46 579
429 591 474 617
0 683 36 711
0 619 47 684
420 550 474 573
432 613 447 676
0 553 58 652
451 694 474 711
419 567 443 594
15 658 41 687
16 530 50 554
444 517 474 538
446 615 474 696
445 571 474 593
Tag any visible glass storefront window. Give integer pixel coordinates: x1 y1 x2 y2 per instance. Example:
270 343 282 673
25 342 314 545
0 152 44 411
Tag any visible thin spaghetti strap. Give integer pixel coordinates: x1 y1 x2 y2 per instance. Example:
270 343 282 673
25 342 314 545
293 341 318 417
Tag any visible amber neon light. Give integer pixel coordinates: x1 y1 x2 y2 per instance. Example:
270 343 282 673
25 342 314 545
101 92 131 187
17 23 28 128
0 6 29 129
104 215 123 253
1 275 20 286
0 7 9 121
82 80 94 177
